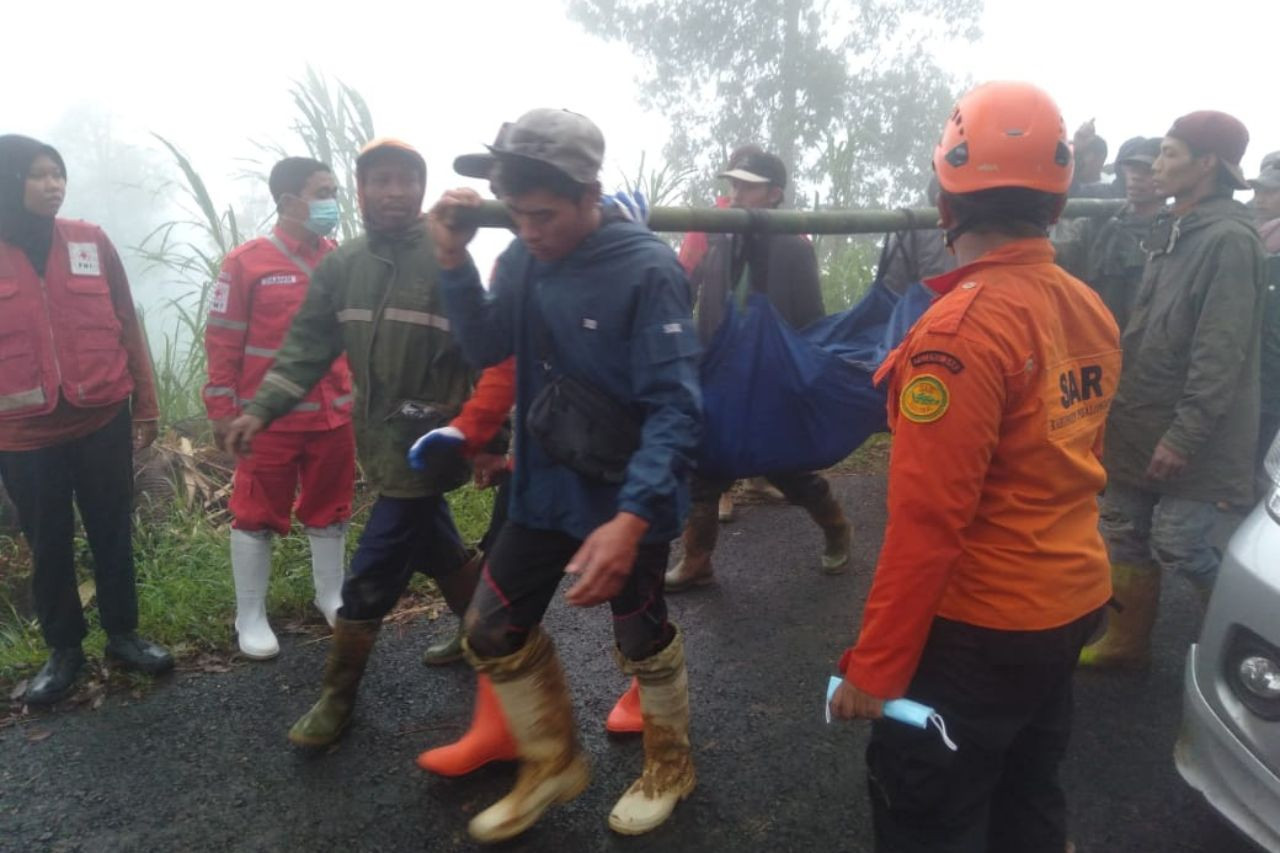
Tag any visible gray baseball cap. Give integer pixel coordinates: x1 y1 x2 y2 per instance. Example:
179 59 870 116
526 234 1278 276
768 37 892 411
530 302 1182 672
1251 151 1280 191
453 109 604 184
1114 136 1162 169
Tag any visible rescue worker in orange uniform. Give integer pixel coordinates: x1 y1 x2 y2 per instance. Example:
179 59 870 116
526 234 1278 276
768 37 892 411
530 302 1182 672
204 157 355 659
829 82 1119 852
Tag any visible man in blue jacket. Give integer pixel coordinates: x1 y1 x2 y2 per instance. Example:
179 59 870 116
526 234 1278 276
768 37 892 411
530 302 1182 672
427 108 702 843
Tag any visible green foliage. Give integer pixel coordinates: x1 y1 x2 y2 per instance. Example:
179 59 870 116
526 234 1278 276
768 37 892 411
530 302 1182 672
818 236 880 312
618 151 697 207
567 0 980 208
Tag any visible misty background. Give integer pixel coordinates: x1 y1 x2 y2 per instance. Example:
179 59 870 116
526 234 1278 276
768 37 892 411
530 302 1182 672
4 0 1276 424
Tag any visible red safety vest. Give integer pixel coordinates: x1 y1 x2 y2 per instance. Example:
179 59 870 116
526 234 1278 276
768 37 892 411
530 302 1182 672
0 220 135 420
203 228 352 431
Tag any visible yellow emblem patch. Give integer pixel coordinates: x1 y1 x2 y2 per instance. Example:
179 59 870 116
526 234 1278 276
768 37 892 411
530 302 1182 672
900 374 950 424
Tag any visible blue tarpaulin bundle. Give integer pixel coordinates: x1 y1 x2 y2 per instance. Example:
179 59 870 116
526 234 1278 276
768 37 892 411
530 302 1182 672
694 279 934 479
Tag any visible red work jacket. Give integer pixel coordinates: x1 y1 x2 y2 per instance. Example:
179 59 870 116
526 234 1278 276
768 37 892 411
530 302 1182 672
203 227 352 431
0 220 141 420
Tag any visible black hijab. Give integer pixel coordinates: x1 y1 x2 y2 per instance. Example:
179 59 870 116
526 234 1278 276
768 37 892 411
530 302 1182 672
0 135 66 276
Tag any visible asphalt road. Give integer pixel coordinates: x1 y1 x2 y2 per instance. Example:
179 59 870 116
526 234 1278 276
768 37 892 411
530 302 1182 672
0 473 1260 852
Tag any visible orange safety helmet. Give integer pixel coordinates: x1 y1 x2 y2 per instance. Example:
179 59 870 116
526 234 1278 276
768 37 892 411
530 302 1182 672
933 81 1073 196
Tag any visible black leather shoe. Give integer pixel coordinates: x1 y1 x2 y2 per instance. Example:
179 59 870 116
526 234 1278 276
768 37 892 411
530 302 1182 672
25 648 86 705
105 633 174 675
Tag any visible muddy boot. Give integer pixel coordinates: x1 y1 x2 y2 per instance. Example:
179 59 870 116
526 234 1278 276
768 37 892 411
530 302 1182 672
742 477 785 502
423 624 465 666
288 616 381 747
423 552 483 666
717 491 735 523
605 678 643 735
664 502 720 593
1079 563 1161 670
416 674 518 776
803 492 852 574
465 628 591 843
608 627 696 835
306 524 347 629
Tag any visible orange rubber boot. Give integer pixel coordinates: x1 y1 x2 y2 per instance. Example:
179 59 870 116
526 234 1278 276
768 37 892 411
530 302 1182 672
605 678 644 735
416 675 517 776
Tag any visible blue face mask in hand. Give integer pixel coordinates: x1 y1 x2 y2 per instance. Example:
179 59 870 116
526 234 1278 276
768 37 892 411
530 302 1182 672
304 198 341 237
825 676 957 751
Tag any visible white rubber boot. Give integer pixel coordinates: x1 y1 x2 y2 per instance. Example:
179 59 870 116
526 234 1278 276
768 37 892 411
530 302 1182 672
306 524 347 629
230 529 279 660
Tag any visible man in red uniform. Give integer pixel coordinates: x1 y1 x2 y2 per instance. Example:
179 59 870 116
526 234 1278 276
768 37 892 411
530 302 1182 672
830 82 1119 852
204 157 355 659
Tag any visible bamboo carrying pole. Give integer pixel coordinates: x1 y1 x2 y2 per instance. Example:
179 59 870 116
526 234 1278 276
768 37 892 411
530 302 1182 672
452 198 1125 235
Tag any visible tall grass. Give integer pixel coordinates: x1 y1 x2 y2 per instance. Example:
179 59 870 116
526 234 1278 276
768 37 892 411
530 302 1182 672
250 66 375 242
135 134 244 427
137 69 378 428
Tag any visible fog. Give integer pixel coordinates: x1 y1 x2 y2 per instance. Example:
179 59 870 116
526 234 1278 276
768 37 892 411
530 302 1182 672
5 0 1278 318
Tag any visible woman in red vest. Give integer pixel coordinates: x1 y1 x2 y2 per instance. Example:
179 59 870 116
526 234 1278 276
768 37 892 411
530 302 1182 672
0 135 172 705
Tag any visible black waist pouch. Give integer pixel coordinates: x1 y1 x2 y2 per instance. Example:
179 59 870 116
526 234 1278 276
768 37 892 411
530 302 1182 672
526 375 641 484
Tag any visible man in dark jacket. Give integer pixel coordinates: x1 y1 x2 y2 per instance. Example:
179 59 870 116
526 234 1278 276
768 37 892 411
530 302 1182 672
1249 154 1280 465
1081 112 1267 670
876 176 956 296
666 150 853 592
428 108 702 841
1055 137 1166 331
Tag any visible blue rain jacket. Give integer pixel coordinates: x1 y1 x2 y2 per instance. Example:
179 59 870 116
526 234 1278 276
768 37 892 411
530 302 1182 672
440 220 701 544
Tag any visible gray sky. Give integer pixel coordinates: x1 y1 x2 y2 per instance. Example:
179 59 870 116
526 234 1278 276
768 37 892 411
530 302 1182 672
5 0 1277 278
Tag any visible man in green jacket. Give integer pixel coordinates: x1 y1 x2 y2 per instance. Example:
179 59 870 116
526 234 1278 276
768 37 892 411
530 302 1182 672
1249 154 1280 464
1082 112 1267 670
225 139 482 745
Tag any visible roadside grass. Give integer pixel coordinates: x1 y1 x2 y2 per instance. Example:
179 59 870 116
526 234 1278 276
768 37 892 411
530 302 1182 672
832 432 892 475
0 485 495 689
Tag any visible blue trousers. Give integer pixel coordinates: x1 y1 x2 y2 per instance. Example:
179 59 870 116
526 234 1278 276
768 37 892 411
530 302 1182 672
341 494 468 621
1099 481 1221 590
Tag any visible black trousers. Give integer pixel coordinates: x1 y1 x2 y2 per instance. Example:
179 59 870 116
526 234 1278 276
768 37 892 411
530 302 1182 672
0 407 138 649
466 522 672 661
866 611 1102 853
341 494 468 621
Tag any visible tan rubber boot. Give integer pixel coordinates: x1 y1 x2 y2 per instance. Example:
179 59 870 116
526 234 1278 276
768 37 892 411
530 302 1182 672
717 491 735 523
1078 562 1162 670
466 628 591 843
804 491 853 574
664 502 720 592
608 627 696 835
288 616 381 747
742 477 785 502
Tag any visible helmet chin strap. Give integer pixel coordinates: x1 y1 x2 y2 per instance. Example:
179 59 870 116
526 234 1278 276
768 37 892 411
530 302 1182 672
943 213 1049 251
